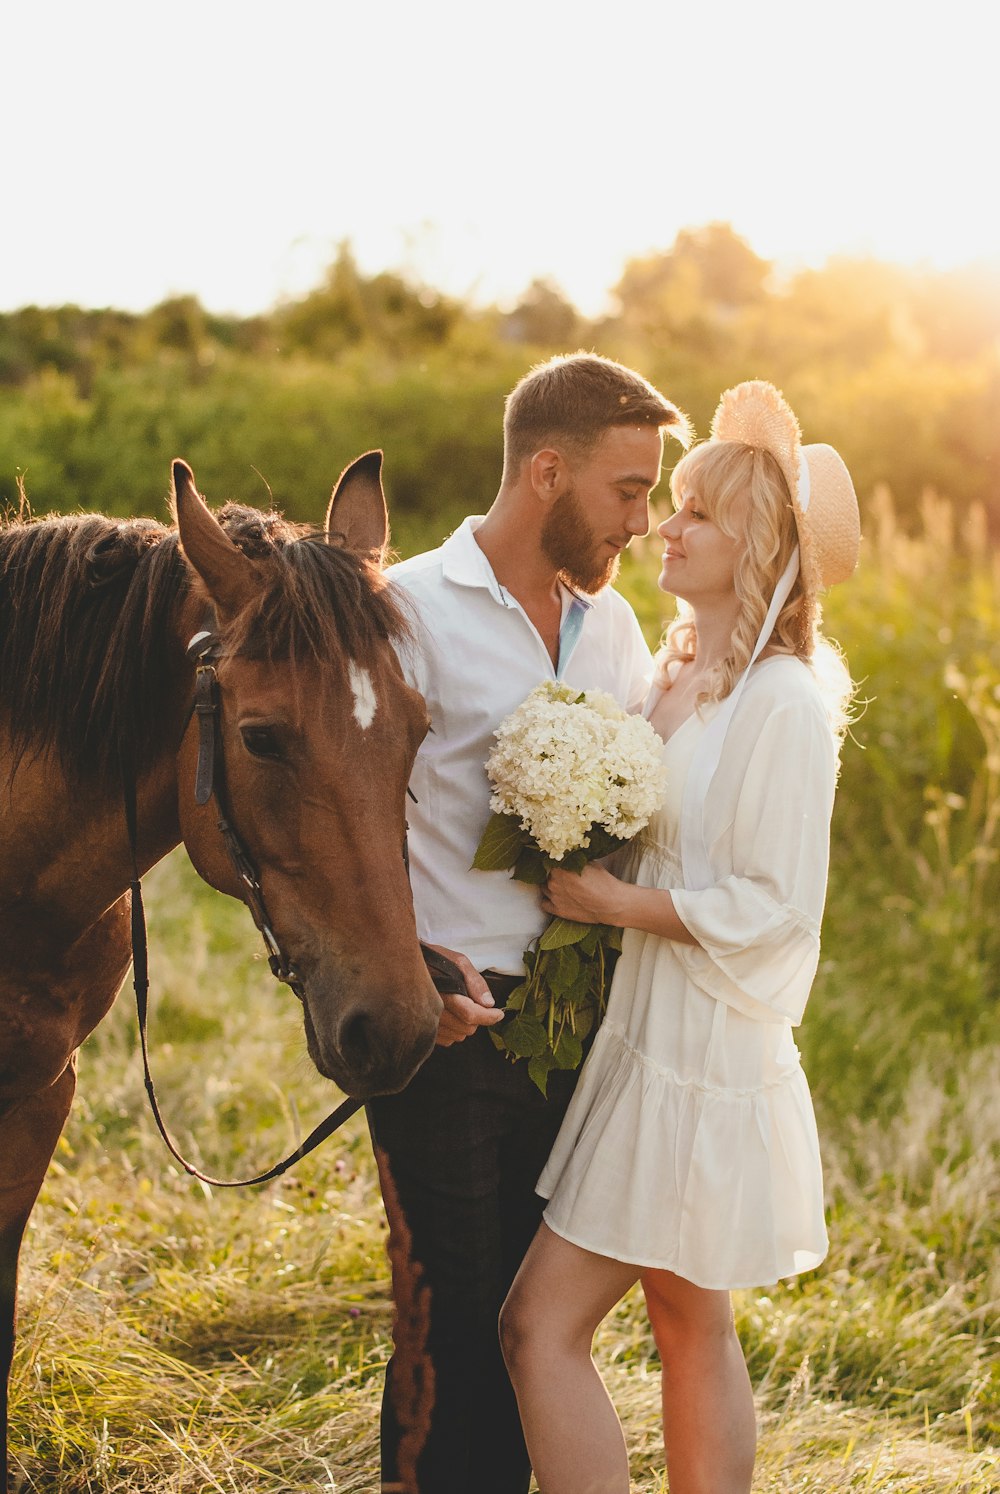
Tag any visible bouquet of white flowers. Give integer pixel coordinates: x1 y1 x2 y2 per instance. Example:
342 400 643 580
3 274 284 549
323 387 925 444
473 681 668 1092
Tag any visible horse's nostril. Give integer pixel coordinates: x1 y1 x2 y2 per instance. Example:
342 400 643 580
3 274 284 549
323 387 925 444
339 1008 374 1068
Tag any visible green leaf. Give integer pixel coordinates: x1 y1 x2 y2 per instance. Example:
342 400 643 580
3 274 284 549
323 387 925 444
562 961 594 1006
500 1013 549 1059
538 916 591 950
513 845 549 885
573 1004 595 1040
503 982 528 1013
552 1029 583 1070
523 982 549 1019
528 1054 553 1095
560 848 588 874
472 812 528 872
587 827 628 861
546 943 581 995
579 925 601 956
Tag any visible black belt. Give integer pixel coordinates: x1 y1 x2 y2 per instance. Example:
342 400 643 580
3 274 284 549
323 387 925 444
481 969 523 1006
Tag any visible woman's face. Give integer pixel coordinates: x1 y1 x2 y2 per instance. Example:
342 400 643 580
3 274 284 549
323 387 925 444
657 486 744 605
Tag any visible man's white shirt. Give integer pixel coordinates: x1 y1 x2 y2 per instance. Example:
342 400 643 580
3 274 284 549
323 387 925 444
389 517 654 975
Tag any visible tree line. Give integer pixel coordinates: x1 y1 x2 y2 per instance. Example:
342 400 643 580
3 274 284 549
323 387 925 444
1 224 998 548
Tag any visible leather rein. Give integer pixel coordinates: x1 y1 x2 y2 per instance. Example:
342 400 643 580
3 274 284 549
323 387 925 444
123 626 459 1189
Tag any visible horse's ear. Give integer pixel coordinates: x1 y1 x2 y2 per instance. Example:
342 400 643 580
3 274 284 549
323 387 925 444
326 450 389 562
172 460 258 617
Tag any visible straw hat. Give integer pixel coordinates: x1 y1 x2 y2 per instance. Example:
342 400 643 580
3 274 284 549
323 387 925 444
710 380 860 592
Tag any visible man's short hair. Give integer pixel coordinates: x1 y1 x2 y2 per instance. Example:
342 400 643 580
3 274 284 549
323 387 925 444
502 352 690 477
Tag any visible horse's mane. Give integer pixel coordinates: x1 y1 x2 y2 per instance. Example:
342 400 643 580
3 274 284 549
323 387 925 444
0 502 408 793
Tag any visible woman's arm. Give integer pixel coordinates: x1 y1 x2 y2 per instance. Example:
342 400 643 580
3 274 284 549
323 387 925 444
542 864 699 946
668 689 838 1025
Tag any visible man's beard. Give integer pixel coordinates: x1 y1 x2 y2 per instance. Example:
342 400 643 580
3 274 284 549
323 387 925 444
541 488 620 593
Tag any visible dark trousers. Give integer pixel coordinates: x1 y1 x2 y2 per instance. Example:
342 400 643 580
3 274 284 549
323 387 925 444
367 1016 580 1494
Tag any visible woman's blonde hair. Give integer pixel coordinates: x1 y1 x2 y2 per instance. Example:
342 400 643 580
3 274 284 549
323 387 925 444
656 440 853 734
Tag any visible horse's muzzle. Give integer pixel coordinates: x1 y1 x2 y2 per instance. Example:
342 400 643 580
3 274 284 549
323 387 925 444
300 985 440 1098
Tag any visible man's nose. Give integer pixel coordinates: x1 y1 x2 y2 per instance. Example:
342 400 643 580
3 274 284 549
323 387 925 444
627 501 651 538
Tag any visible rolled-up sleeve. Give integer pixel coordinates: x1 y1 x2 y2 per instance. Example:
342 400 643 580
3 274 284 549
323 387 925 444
670 697 837 1025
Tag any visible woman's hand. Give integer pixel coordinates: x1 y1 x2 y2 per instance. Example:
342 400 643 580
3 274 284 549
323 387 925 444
541 863 628 926
542 867 700 946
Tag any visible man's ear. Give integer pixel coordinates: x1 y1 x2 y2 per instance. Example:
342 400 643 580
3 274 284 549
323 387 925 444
528 447 569 505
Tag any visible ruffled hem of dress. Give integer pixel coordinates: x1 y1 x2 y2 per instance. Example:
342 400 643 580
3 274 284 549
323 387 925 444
540 1211 827 1291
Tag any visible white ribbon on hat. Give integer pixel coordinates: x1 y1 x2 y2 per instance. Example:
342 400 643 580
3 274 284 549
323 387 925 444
679 450 811 889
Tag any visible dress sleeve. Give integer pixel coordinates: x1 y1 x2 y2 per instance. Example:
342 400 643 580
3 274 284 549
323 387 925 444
669 695 837 1025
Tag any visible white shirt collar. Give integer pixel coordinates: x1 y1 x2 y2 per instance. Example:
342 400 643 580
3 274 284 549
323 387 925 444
440 517 502 599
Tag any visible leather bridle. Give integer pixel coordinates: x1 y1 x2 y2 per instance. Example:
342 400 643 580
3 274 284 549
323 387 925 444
122 626 461 1189
187 626 305 999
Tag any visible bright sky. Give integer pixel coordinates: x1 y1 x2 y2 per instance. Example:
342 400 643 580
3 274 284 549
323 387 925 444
4 0 998 317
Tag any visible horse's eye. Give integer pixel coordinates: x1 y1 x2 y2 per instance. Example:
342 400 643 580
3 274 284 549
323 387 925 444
240 725 283 761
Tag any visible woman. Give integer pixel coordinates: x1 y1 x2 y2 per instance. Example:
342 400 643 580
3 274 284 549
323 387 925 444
498 381 861 1494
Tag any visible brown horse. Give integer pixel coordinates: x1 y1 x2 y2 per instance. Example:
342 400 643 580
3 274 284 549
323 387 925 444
0 454 441 1485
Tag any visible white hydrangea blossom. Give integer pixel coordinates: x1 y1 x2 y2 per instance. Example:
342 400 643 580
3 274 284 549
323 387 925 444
486 681 668 861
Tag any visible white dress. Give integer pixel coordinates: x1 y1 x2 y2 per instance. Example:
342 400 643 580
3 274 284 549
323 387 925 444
537 656 836 1290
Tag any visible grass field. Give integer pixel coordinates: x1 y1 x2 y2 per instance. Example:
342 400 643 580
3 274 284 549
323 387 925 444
11 498 1000 1491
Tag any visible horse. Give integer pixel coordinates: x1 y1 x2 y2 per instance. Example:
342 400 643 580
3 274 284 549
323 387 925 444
0 452 442 1486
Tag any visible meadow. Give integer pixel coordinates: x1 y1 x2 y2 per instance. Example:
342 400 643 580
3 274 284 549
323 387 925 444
9 489 999 1492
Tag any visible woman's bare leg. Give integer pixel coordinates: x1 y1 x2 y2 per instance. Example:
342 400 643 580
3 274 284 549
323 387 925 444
641 1268 756 1494
500 1223 639 1494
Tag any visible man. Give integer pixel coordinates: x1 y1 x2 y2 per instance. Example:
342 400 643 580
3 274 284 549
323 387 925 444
370 353 690 1494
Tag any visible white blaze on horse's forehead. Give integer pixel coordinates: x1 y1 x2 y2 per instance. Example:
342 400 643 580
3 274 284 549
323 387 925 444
348 660 378 730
